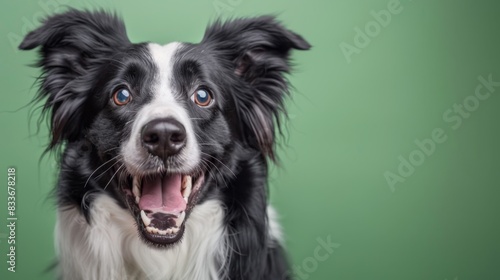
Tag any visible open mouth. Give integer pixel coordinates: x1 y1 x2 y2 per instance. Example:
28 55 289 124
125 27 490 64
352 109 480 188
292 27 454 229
125 172 205 246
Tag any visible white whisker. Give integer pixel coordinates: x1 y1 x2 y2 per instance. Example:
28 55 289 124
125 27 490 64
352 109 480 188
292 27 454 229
103 163 125 190
83 155 121 188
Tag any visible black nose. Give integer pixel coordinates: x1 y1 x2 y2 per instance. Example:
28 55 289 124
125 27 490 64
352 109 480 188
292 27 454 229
141 118 187 159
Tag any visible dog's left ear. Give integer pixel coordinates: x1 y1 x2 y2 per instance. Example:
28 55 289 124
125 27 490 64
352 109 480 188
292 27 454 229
202 16 311 161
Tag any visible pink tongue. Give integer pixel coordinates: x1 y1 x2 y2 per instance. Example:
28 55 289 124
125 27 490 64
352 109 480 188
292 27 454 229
138 174 186 214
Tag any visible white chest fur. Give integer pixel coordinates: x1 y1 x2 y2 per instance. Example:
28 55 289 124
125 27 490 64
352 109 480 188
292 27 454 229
55 195 227 280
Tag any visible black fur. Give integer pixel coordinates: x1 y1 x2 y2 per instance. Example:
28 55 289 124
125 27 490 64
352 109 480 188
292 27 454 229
20 9 309 280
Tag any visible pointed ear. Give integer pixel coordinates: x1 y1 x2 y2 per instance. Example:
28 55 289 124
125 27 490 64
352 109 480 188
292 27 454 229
202 16 311 161
19 9 130 149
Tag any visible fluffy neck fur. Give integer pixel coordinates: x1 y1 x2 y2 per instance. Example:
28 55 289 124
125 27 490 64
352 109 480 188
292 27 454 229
55 141 290 280
57 195 227 280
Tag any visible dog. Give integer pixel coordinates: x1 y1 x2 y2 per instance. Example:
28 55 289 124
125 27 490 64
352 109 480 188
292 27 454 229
20 9 310 280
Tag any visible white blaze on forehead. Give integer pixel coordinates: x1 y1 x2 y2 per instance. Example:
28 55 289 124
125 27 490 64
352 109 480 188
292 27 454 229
121 42 200 175
148 42 180 103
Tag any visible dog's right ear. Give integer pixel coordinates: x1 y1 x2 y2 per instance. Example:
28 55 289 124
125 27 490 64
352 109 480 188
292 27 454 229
201 16 310 162
19 9 130 149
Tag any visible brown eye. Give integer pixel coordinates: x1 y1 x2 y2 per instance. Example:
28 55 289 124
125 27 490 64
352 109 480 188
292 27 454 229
191 89 213 107
113 88 132 106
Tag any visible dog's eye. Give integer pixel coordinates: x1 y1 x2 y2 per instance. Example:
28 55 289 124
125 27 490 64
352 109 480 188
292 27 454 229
113 88 132 106
191 89 213 107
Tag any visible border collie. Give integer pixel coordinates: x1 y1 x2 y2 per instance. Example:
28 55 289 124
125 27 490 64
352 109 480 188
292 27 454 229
20 9 310 280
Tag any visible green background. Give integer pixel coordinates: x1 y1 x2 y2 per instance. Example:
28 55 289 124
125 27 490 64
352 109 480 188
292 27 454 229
1 0 499 279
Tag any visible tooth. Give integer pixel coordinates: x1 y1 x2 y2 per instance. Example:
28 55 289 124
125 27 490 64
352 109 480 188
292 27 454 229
171 227 179 234
158 230 167 235
152 227 158 234
176 211 186 227
181 176 187 190
140 210 151 226
133 177 141 203
133 177 140 196
146 226 154 233
182 176 192 201
166 228 172 234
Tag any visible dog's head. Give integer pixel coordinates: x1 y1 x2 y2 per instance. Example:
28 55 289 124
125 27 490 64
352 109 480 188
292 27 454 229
20 9 309 246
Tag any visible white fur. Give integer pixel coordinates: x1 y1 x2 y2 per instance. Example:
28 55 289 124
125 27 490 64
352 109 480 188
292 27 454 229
266 205 284 247
122 42 201 175
56 195 227 280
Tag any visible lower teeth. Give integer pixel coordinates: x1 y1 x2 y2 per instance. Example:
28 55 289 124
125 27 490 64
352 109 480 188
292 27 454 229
141 210 185 236
140 210 151 226
146 226 180 235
